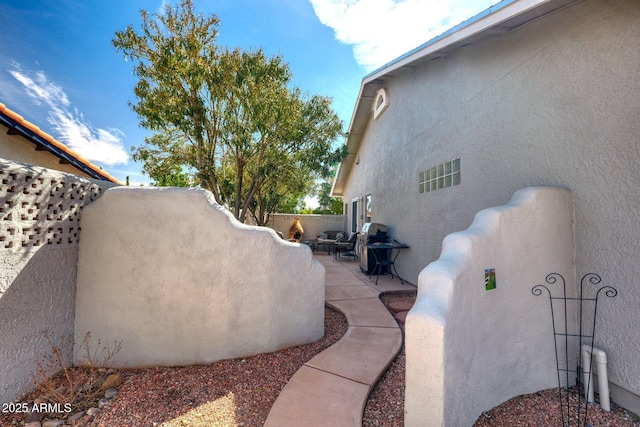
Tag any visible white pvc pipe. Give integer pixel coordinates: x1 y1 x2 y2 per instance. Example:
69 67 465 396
581 347 595 403
581 344 610 412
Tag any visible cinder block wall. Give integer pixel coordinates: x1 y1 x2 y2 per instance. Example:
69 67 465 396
0 158 116 404
74 187 325 368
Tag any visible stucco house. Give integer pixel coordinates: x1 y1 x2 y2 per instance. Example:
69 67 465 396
332 0 639 424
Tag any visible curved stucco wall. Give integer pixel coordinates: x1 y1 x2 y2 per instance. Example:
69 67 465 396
405 187 575 426
74 187 324 367
341 0 640 410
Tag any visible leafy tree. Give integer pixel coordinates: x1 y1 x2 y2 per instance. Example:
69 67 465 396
249 163 315 223
315 180 343 214
114 0 345 223
154 169 191 187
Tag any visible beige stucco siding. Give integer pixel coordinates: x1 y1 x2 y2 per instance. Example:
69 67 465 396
0 130 94 178
342 0 640 410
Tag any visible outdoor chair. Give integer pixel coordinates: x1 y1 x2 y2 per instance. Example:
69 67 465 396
316 230 345 254
334 232 359 260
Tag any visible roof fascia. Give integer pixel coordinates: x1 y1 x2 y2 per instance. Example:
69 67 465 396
0 104 120 183
362 0 533 83
331 0 564 197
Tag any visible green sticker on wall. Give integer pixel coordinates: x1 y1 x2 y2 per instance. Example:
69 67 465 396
485 268 496 290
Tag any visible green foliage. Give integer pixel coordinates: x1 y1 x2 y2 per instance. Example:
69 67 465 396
114 0 345 224
297 206 316 215
154 170 191 187
315 180 343 214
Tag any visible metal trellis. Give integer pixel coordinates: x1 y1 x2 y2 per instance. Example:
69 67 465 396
532 273 617 427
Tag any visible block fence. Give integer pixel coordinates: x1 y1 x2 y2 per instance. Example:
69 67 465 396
0 158 117 405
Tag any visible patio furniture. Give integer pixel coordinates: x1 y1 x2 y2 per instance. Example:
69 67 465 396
305 238 318 251
366 241 410 285
316 230 346 254
316 238 336 253
334 232 359 260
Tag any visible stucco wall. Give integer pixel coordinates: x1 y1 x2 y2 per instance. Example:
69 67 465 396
74 187 325 367
341 0 640 409
0 158 115 405
266 213 346 242
405 187 575 426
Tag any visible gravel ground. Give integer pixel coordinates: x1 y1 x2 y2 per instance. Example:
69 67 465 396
362 292 413 427
0 307 347 427
90 306 348 427
474 387 640 427
3 293 639 427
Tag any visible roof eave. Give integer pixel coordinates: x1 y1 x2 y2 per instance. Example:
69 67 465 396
0 103 121 183
332 0 579 196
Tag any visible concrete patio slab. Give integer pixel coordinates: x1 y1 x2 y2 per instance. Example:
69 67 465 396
363 277 418 293
325 285 380 301
315 255 341 267
324 271 365 287
327 298 399 328
326 254 418 293
321 262 348 270
264 365 369 427
306 326 402 386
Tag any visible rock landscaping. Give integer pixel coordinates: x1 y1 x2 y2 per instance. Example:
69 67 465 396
3 370 124 427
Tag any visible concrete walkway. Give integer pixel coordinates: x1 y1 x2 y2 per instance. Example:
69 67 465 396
264 254 416 426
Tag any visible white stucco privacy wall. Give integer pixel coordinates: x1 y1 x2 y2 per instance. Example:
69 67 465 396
405 187 575 426
74 187 324 367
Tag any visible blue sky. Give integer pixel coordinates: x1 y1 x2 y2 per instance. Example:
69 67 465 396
0 0 497 185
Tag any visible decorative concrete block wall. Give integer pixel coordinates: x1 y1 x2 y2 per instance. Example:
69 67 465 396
74 187 325 367
0 158 116 405
405 187 575 426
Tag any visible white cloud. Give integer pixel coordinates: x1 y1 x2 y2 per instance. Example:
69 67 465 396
8 64 129 166
8 65 70 108
309 0 497 71
158 0 169 14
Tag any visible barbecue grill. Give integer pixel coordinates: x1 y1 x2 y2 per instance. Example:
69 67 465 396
359 223 388 274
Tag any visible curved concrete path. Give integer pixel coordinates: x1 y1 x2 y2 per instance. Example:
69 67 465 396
264 254 415 426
